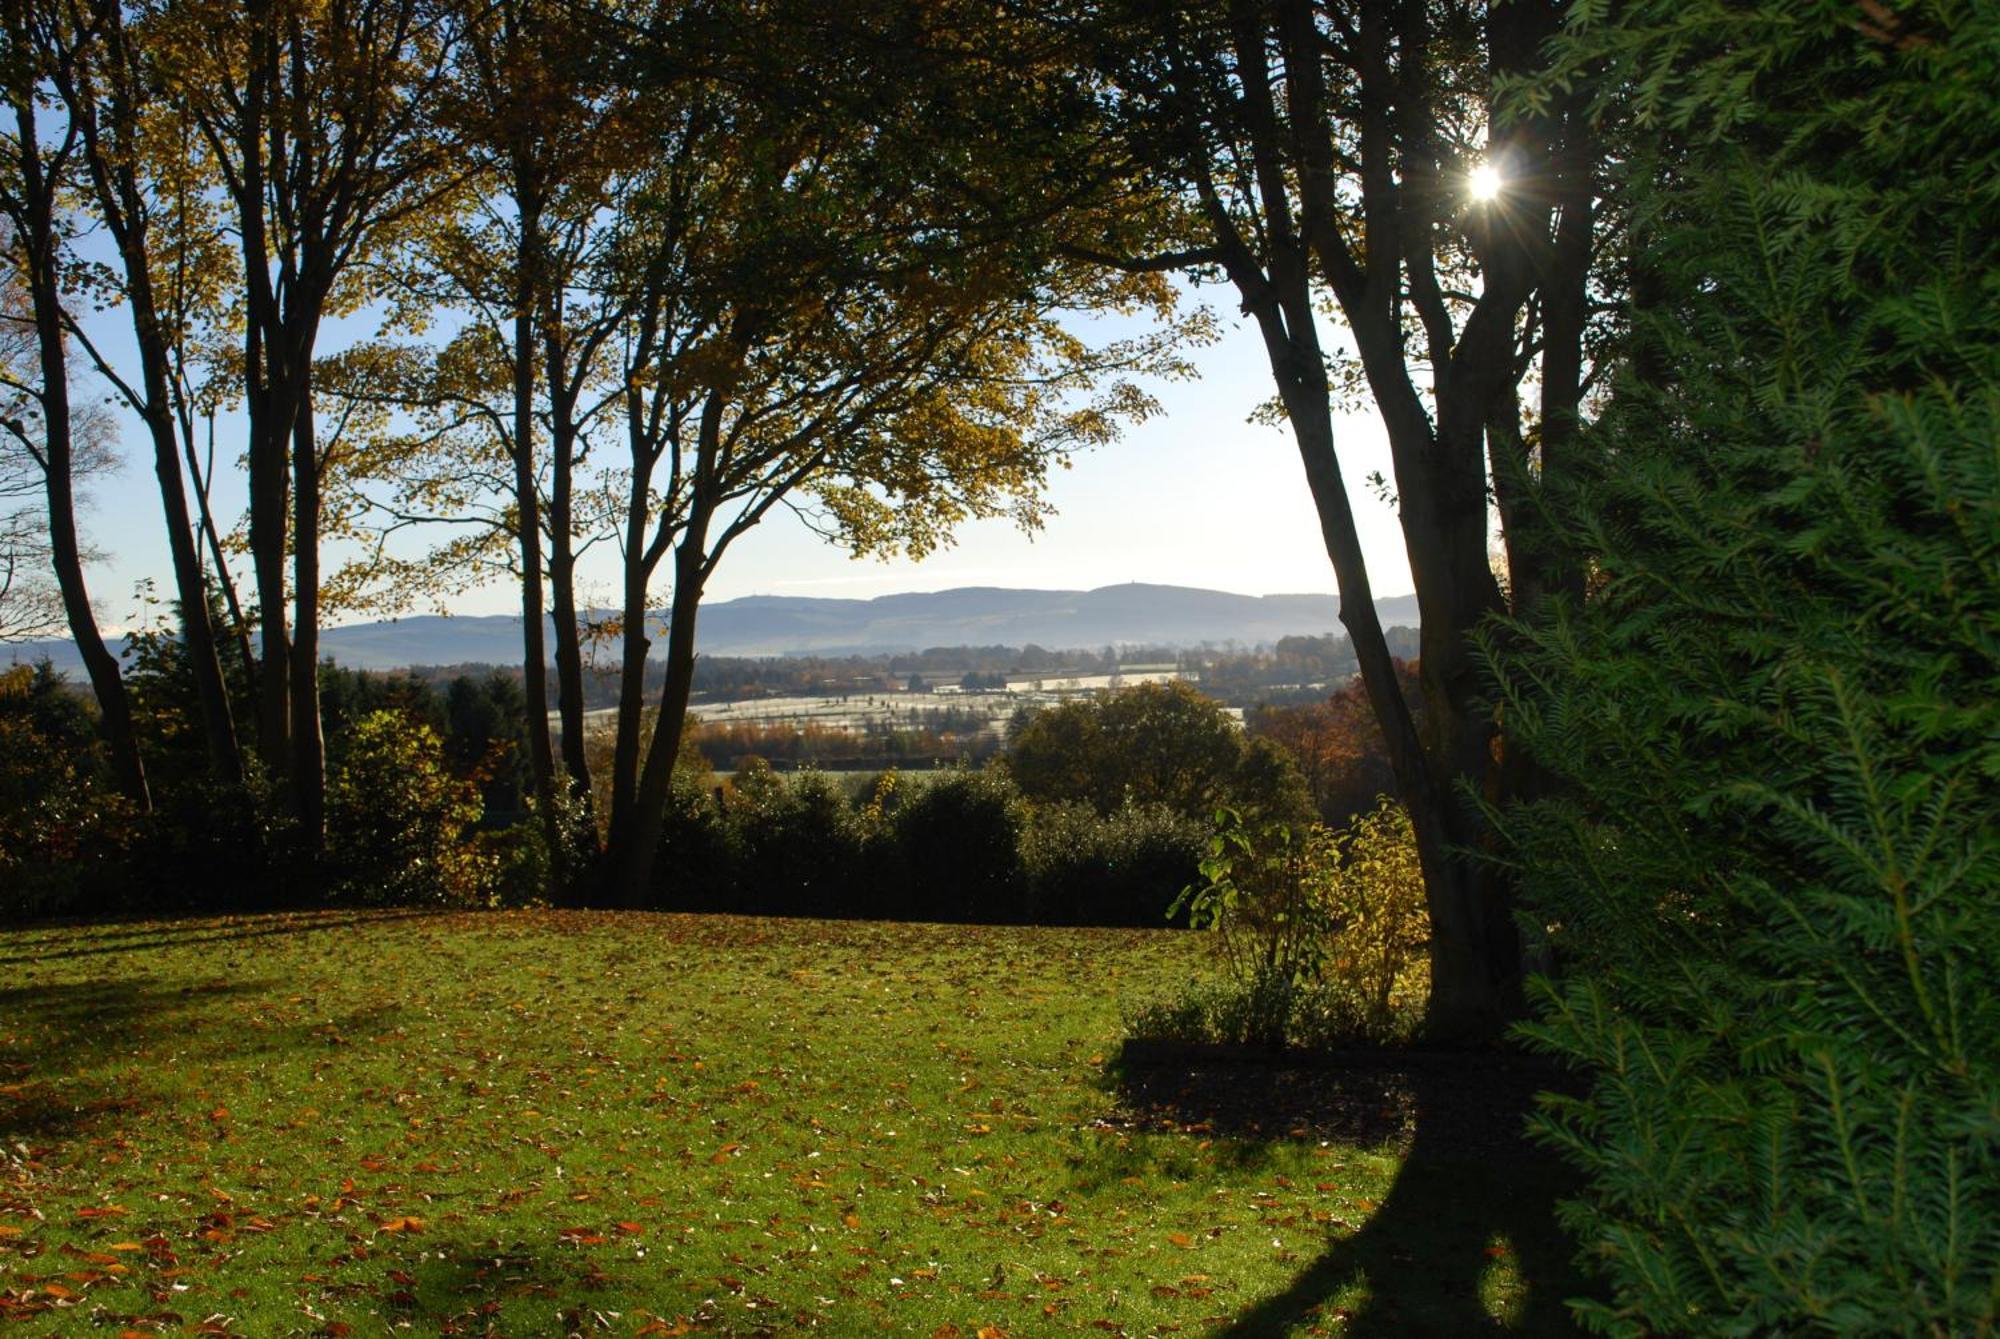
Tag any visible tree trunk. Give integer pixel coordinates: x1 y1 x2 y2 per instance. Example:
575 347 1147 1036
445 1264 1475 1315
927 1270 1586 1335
605 543 654 851
185 427 260 716
606 395 664 844
247 342 293 778
1275 327 1519 1038
508 212 559 846
42 466 148 809
288 384 325 847
152 418 243 783
608 528 709 908
129 305 243 784
1535 105 1595 609
236 14 291 781
545 400 591 810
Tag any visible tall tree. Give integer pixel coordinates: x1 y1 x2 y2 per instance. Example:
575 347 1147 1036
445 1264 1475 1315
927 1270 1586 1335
0 8 148 805
1075 0 1604 1036
310 0 650 863
423 0 642 838
33 0 246 783
592 4 1188 905
158 0 463 842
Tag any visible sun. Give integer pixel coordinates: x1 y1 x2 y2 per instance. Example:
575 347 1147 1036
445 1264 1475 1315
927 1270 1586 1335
1469 162 1505 202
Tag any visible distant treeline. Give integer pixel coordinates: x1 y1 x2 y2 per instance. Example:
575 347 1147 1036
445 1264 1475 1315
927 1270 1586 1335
380 627 1420 712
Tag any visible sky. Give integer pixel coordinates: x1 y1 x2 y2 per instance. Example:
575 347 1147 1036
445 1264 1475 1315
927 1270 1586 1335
69 287 1416 630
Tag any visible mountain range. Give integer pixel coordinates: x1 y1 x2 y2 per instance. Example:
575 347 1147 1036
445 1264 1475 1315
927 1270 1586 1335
6 582 1419 675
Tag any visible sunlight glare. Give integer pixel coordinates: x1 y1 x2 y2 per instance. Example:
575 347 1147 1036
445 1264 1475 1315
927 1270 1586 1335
1469 162 1504 202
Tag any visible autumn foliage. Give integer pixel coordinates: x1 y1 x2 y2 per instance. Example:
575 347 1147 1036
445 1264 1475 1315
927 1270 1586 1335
1244 660 1421 826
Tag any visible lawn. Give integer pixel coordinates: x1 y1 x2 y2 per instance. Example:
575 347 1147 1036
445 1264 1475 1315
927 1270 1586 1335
0 911 1583 1335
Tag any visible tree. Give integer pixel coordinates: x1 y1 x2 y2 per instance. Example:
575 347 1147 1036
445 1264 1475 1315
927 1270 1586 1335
590 1 1212 907
1073 0 1608 1036
323 0 647 843
1007 679 1306 821
28 0 248 784
157 0 464 841
1491 0 1998 1326
0 39 148 804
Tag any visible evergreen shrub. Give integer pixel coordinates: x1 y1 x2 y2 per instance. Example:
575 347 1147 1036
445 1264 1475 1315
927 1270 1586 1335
1492 2 1999 1329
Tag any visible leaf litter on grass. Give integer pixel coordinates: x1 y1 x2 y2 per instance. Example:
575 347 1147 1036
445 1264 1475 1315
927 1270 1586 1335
0 910 1558 1335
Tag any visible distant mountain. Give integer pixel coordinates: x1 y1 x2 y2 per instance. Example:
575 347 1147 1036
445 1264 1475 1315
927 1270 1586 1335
5 583 1419 675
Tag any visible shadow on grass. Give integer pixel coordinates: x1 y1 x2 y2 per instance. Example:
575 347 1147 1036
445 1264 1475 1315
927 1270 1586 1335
0 976 398 1145
390 1235 756 1335
1115 1049 1591 1336
0 908 437 967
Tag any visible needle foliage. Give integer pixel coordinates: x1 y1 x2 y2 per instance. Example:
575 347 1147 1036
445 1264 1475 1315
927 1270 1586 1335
1488 1 2000 1331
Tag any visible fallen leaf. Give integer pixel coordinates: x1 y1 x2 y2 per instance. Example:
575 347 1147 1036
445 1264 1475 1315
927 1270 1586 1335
376 1217 425 1234
1165 1232 1193 1249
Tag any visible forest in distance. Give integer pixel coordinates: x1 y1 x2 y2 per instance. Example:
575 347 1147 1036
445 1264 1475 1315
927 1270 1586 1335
2 0 1992 1334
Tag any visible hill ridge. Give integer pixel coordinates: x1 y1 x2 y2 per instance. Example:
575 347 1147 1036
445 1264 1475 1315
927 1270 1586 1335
6 582 1419 674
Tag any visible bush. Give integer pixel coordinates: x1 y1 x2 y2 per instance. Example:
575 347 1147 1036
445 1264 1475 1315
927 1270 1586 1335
1316 798 1428 1035
490 785 599 908
0 665 135 919
1135 799 1430 1048
724 761 865 918
1021 800 1205 927
127 772 293 912
879 768 1026 922
325 709 495 906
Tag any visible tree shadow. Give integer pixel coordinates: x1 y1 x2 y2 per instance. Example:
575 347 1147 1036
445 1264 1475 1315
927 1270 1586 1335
384 1233 756 1336
0 975 399 1146
1114 1048 1591 1336
0 908 439 968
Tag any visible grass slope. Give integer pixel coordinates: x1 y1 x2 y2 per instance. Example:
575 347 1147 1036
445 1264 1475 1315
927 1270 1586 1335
0 912 1579 1335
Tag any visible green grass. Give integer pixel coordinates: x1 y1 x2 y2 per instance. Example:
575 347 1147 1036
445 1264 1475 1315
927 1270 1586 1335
0 911 1583 1335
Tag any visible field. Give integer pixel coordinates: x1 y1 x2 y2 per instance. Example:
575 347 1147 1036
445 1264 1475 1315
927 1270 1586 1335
0 913 1583 1335
673 670 1213 742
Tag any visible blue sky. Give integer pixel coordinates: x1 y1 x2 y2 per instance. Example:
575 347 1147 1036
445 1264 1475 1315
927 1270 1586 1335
70 288 1414 628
